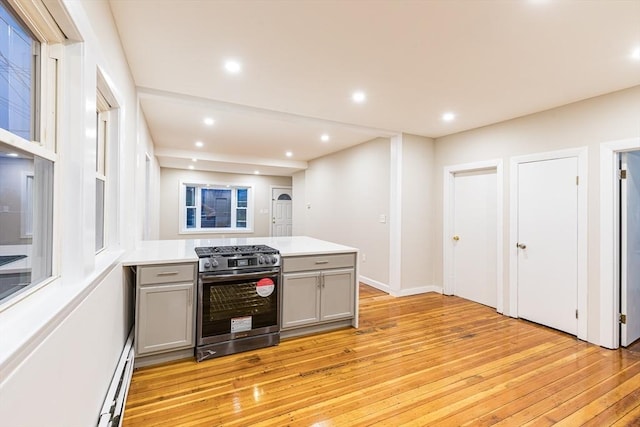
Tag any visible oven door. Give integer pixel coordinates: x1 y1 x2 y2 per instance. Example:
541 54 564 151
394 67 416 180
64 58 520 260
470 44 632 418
198 268 280 346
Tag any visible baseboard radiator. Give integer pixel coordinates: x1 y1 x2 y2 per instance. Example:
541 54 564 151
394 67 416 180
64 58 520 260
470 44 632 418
97 328 135 427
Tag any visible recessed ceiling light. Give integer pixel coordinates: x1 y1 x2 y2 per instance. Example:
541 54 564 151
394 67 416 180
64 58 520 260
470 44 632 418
203 117 215 126
631 47 640 61
320 134 330 142
195 141 204 148
442 112 456 122
254 170 260 175
352 91 366 103
285 151 293 157
192 158 198 162
188 165 194 170
7 153 19 157
224 60 242 74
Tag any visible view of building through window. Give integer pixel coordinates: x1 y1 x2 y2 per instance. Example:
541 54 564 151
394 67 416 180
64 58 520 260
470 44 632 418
0 3 39 141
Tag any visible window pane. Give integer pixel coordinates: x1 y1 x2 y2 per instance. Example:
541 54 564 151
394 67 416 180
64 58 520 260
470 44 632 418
0 4 38 141
0 142 53 303
186 186 195 206
186 207 195 228
95 178 105 251
237 188 248 208
201 188 231 228
236 209 246 228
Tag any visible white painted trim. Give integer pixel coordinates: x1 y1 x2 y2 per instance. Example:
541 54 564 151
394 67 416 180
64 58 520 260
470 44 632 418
359 275 441 297
509 147 588 341
599 137 640 349
389 134 402 293
442 159 504 313
359 275 390 294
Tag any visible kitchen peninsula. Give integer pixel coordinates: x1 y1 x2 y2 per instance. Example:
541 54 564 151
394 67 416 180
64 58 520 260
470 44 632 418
120 236 359 366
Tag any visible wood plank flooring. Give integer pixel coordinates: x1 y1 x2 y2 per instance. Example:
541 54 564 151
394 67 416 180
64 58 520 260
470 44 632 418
123 285 640 426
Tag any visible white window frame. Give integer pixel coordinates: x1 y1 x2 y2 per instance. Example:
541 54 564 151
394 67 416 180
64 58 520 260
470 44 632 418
179 180 254 234
0 0 63 310
95 68 121 255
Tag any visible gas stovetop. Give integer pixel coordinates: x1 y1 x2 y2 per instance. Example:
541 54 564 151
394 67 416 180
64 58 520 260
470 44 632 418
195 245 280 273
195 245 278 258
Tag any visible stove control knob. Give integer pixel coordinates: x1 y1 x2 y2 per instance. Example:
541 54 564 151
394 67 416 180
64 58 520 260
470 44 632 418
270 256 277 264
210 258 219 268
204 261 211 268
258 256 265 265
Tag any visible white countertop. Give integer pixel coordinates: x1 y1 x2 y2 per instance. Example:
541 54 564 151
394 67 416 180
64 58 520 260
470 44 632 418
0 245 31 274
120 236 358 266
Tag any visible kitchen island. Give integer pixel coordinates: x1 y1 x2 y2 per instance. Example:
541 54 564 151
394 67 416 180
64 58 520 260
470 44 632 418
121 236 359 366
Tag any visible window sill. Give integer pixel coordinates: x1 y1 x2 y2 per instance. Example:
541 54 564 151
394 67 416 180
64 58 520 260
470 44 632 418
0 248 124 376
179 228 254 235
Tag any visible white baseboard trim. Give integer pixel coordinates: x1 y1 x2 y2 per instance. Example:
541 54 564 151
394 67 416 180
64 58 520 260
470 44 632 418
359 276 391 293
359 276 442 297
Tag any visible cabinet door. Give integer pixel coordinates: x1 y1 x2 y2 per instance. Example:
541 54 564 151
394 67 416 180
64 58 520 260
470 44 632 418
136 282 194 355
281 272 320 329
320 269 355 322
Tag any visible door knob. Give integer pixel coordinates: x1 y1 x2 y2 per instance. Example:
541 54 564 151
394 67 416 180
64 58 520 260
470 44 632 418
517 243 527 249
452 235 460 241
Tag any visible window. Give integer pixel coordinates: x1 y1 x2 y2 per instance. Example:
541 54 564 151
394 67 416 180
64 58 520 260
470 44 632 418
95 69 120 253
0 0 61 307
181 183 253 233
95 95 107 252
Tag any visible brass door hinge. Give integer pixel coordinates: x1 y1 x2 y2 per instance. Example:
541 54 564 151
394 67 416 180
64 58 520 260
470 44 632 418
620 313 627 324
620 170 627 180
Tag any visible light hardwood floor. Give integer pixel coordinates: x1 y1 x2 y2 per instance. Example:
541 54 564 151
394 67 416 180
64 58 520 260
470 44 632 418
123 285 640 426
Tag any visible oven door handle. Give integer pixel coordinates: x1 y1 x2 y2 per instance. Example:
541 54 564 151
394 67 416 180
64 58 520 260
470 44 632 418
200 269 280 282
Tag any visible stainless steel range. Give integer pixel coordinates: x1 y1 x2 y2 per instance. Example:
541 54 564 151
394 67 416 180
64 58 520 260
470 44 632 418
195 245 281 362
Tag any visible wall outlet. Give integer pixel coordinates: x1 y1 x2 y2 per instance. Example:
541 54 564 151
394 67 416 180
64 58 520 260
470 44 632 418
379 214 386 224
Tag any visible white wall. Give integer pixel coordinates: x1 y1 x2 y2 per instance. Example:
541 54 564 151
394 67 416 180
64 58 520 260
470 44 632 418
400 134 436 291
0 1 156 426
159 167 292 239
433 85 640 344
294 137 391 284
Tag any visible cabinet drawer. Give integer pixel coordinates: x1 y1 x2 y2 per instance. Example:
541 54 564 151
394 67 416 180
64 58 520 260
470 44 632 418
282 253 355 273
138 263 195 285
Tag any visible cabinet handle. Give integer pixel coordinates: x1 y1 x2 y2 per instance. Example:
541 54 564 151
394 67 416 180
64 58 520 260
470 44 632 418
315 261 329 265
321 272 325 288
188 287 192 307
156 271 179 276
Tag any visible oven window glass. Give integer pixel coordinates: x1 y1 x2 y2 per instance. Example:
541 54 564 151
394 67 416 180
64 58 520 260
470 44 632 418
201 275 278 337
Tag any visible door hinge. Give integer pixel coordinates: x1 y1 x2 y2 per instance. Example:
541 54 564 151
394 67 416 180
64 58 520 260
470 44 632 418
576 176 579 185
620 313 627 324
620 169 627 180
575 309 578 319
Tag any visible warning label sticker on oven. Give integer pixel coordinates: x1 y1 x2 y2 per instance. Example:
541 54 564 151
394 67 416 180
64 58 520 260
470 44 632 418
231 316 252 333
256 278 275 297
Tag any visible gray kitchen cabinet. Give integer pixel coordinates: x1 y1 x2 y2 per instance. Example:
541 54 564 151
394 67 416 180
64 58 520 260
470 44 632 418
135 263 196 357
281 253 355 332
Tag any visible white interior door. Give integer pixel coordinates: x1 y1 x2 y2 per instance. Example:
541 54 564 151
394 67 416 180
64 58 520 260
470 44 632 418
452 169 498 308
271 188 292 237
621 151 640 346
517 157 578 335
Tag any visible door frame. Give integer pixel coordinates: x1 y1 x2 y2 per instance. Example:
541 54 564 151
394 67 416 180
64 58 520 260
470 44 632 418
270 185 292 237
443 159 504 313
509 147 588 341
600 137 640 349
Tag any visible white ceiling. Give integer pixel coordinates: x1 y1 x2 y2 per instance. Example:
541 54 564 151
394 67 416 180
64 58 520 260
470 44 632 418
108 0 640 176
